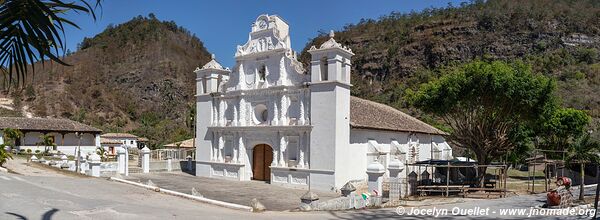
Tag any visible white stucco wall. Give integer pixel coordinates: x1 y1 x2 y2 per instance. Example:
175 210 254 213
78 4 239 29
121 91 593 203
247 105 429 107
18 131 99 156
101 137 137 149
193 14 451 192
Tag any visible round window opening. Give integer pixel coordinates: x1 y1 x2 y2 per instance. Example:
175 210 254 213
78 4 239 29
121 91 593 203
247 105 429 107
254 104 268 124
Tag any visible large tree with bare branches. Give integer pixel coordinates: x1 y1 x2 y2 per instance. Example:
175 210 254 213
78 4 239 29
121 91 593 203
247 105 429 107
409 61 559 168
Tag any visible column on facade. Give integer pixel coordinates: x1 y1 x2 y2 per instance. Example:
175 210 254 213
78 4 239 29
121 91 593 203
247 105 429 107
209 132 214 161
217 133 224 162
212 100 218 126
299 91 306 125
233 103 238 127
239 97 246 126
272 132 279 167
278 55 287 86
238 63 245 90
304 131 310 168
271 97 279 126
280 94 289 126
232 133 239 163
279 135 287 167
218 98 226 126
298 131 305 168
237 133 244 163
303 89 310 125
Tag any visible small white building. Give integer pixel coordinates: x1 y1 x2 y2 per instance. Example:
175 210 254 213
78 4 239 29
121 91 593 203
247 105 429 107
195 15 452 191
0 117 101 156
100 133 139 149
100 137 123 156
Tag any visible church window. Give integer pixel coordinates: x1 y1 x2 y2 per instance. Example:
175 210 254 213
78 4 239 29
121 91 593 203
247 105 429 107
224 136 234 162
253 104 268 124
288 96 299 125
341 58 347 82
202 78 207 93
258 65 266 82
320 57 328 81
286 136 299 166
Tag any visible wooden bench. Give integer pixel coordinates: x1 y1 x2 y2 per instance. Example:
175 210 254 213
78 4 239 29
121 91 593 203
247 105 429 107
465 188 507 198
417 185 469 197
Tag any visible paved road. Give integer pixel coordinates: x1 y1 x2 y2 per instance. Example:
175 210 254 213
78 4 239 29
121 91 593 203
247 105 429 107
1 159 598 220
124 172 339 211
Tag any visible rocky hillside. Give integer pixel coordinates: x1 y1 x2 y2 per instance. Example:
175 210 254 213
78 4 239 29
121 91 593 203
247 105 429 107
301 0 600 128
1 14 211 148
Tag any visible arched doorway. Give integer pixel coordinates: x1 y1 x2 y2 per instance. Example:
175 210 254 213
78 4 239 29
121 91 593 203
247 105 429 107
252 144 273 181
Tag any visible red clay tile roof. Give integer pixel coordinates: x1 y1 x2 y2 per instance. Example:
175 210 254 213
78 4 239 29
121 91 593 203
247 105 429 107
350 96 447 135
100 133 139 139
0 117 101 133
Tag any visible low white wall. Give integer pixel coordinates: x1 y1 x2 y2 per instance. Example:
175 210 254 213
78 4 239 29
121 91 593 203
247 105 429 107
17 146 97 156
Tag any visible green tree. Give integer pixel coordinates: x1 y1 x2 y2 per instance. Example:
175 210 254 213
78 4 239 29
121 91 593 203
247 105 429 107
539 108 591 152
0 144 12 167
2 128 23 149
566 133 600 201
0 0 101 87
37 134 56 154
96 146 106 162
409 60 557 180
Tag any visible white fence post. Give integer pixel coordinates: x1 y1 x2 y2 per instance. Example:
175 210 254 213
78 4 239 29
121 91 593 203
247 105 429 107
187 155 193 171
89 154 101 177
117 147 127 175
167 157 172 172
141 147 150 173
367 160 386 197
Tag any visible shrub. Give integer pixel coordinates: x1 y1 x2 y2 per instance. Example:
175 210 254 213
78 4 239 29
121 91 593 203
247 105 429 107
26 149 32 154
34 150 40 154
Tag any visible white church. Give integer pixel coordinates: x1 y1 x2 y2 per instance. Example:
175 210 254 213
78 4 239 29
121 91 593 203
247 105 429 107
195 14 452 191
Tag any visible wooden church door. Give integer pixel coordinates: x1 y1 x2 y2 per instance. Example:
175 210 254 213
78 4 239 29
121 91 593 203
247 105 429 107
252 144 273 181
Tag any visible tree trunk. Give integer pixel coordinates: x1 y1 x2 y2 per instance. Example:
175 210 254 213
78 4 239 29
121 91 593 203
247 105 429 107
593 165 599 219
580 163 585 201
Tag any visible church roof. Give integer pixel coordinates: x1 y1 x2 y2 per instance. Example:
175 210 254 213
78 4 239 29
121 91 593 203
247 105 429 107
163 138 195 148
100 138 122 145
101 133 139 139
0 117 101 133
350 97 447 135
199 54 228 71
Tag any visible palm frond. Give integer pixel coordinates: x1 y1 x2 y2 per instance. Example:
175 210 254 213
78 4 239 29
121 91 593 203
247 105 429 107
0 0 101 88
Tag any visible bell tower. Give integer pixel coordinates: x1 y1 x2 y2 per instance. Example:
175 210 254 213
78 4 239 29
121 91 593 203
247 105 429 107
195 54 230 95
307 31 355 190
195 54 230 177
309 31 353 84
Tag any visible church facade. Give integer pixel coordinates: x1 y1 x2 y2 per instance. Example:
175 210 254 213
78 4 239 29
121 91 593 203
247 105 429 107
195 15 452 191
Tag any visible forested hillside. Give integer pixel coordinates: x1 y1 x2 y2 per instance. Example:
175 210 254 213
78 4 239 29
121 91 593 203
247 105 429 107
1 14 211 148
301 0 600 129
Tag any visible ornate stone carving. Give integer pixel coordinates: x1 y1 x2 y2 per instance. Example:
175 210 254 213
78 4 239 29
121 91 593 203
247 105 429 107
217 134 224 162
218 99 226 126
238 134 245 163
279 135 287 166
271 98 279 126
280 94 289 126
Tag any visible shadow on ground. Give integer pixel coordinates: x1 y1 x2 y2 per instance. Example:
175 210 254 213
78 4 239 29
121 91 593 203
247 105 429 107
5 208 59 220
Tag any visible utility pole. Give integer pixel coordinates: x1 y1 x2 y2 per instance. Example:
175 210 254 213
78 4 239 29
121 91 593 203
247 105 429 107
75 132 82 173
191 114 196 159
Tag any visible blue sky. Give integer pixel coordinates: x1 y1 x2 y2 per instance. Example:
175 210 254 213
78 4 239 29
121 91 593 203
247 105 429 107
63 0 467 67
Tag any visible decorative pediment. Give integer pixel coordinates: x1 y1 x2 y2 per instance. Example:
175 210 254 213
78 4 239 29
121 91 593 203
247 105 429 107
201 54 229 71
235 15 291 57
308 30 353 54
235 36 287 57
